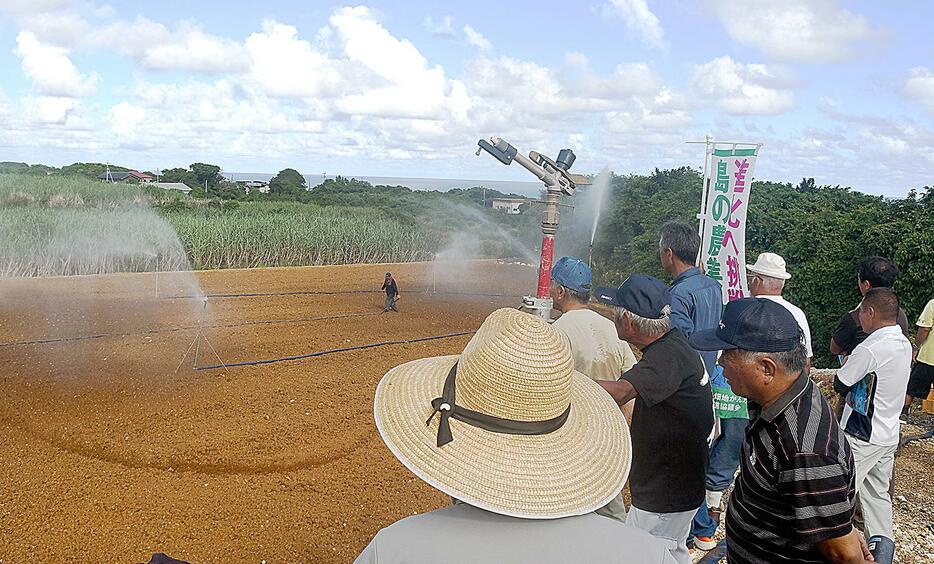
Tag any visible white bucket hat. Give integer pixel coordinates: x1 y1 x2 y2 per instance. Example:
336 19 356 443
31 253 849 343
373 308 631 519
747 252 791 280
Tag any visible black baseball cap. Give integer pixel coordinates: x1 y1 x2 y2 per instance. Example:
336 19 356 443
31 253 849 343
690 298 803 352
595 274 671 319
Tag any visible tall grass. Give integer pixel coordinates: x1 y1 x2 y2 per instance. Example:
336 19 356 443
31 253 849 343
166 203 435 269
0 174 436 277
0 173 146 208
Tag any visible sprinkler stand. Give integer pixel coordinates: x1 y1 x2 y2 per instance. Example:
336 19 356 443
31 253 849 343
476 137 587 321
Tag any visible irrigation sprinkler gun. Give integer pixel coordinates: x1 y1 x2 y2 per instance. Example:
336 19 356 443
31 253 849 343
476 137 587 321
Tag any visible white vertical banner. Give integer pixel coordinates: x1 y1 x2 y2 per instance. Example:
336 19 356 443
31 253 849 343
699 145 760 304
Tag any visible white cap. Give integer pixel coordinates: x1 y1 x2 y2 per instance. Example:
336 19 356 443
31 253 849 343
747 252 791 280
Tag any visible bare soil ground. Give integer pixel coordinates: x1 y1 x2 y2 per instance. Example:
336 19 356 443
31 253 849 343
1 263 931 563
0 262 534 563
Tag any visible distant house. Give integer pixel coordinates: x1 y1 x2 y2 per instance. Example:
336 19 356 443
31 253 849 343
491 197 530 215
97 170 153 183
130 170 154 183
238 180 270 194
150 182 192 194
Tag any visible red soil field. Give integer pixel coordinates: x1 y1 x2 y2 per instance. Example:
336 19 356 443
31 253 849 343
0 262 535 563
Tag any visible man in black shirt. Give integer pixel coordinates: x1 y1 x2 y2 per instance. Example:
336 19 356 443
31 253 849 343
382 272 400 313
831 256 910 358
596 275 713 564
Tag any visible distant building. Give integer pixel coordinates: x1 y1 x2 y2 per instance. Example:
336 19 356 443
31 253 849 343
237 180 270 194
150 182 192 194
97 170 153 183
491 197 530 215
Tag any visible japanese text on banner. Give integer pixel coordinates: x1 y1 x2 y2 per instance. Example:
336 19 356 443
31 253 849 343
700 146 758 305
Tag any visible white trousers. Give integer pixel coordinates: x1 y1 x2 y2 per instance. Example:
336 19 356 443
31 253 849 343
849 435 896 538
626 506 695 564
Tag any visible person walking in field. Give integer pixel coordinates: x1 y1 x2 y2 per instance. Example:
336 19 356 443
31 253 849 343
357 308 677 564
382 272 400 313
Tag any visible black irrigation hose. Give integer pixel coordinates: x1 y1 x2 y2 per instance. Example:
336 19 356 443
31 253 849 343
0 311 382 348
194 330 475 371
159 288 520 300
901 426 934 446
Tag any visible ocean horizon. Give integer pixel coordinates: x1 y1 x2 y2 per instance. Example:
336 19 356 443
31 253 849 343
223 172 544 197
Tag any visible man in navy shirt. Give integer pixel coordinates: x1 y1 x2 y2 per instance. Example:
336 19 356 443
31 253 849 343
659 221 736 550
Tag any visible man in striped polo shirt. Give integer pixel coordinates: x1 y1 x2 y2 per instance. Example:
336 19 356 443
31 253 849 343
690 298 872 563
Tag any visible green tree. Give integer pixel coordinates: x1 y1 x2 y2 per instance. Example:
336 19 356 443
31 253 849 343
60 162 130 178
191 163 223 193
269 168 307 199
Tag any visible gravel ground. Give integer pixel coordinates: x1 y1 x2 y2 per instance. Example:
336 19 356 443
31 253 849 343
692 369 934 563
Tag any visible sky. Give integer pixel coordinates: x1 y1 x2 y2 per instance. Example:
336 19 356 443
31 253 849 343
0 0 932 197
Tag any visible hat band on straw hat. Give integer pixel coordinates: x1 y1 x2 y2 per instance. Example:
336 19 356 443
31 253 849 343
425 363 572 447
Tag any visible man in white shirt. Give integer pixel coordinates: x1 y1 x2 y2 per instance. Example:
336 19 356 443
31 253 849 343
835 288 912 540
549 256 637 523
747 252 813 364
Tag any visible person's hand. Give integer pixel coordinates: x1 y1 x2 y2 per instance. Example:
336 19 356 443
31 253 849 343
856 532 874 562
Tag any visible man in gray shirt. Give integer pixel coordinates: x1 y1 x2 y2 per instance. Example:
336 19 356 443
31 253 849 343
357 308 677 564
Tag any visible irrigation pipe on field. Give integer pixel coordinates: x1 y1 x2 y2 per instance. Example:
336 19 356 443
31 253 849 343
158 288 520 300
0 311 382 348
194 330 475 371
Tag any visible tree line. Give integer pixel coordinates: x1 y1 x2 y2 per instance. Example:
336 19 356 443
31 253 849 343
590 168 934 367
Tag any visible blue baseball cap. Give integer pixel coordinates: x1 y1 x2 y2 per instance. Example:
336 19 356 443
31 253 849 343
595 274 671 319
690 298 803 352
551 256 592 294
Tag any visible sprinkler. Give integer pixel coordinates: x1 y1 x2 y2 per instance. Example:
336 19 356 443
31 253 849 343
476 137 588 320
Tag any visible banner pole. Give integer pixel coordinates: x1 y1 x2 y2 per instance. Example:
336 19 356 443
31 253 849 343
695 134 714 266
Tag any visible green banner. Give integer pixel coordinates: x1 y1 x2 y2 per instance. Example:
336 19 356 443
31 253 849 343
713 385 749 419
712 148 758 157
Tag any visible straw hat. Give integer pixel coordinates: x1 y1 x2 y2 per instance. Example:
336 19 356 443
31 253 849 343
374 308 631 519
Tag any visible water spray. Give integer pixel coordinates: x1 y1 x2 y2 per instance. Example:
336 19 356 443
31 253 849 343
475 137 588 320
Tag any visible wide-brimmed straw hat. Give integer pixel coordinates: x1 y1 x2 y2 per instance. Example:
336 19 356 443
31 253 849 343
374 308 631 519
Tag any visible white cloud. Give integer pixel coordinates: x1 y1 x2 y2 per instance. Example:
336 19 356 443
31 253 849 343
22 95 79 124
905 67 934 114
691 56 794 115
100 17 249 73
329 6 471 121
109 102 146 138
602 0 665 49
13 8 89 46
463 25 492 52
422 14 455 37
245 20 343 100
709 0 881 63
14 31 97 97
